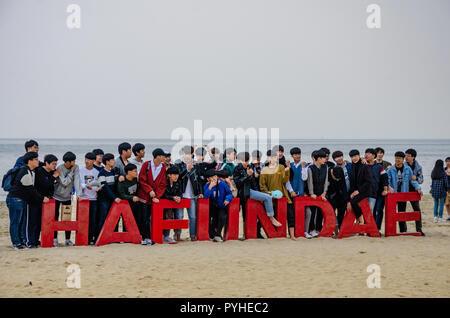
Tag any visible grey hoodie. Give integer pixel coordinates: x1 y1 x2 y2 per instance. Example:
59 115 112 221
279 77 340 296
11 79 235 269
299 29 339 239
53 163 82 201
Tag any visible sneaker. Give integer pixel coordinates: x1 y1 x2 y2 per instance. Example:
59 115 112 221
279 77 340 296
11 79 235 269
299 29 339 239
173 233 181 242
141 240 147 245
145 238 155 245
53 239 58 247
26 243 37 249
213 236 223 242
311 230 319 238
65 240 75 246
163 236 176 243
12 244 24 250
88 241 95 246
304 232 313 239
438 218 446 222
446 217 450 221
433 217 438 223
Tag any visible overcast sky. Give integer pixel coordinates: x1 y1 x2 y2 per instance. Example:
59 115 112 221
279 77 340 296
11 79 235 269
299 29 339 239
0 0 449 140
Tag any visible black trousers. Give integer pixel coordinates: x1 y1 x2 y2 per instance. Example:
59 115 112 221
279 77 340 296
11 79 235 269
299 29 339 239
88 200 98 243
209 206 228 238
350 194 366 219
54 200 72 240
286 203 295 228
397 201 422 232
26 203 42 246
309 206 323 231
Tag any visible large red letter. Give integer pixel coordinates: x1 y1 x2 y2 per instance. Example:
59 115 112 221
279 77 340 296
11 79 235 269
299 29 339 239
338 198 380 238
224 198 240 241
96 201 142 246
245 197 287 239
151 199 190 244
294 196 336 238
196 198 210 241
385 192 422 237
41 199 89 248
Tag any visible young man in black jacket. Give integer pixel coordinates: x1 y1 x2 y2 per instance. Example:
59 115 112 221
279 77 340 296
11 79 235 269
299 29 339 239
194 147 217 191
162 166 184 242
7 152 50 249
28 154 59 247
348 150 373 225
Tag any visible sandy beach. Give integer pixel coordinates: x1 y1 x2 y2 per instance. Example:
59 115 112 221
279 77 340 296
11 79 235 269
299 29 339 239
0 195 449 298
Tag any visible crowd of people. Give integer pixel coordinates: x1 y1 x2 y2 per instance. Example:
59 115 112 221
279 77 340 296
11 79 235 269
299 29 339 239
3 140 450 250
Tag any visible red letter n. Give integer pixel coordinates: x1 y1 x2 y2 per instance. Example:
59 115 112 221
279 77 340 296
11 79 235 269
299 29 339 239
245 197 287 239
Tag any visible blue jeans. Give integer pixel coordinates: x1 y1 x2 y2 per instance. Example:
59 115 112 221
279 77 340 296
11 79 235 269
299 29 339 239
6 196 27 246
433 197 445 218
249 189 274 216
367 197 376 213
373 196 385 230
97 200 112 238
176 198 197 237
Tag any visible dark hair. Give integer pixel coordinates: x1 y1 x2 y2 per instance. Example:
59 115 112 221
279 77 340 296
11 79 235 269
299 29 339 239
167 166 179 175
394 151 405 158
431 159 445 180
319 147 330 155
62 151 76 162
267 149 276 157
44 154 58 164
132 143 145 156
24 140 39 151
118 142 132 155
237 152 250 162
125 163 137 174
252 150 262 159
365 148 377 156
272 145 284 153
349 149 360 157
332 150 344 160
446 157 450 162
290 147 301 155
195 147 206 156
152 148 165 158
405 148 417 158
210 147 220 155
314 150 327 160
181 145 194 155
102 153 115 165
85 152 96 160
23 152 39 164
92 149 104 156
375 147 385 155
311 150 318 158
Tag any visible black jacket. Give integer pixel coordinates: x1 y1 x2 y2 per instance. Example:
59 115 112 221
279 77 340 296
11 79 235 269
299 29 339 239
34 166 57 198
8 166 44 204
327 166 350 207
162 179 183 200
233 163 259 201
195 161 217 190
174 161 203 196
350 160 373 198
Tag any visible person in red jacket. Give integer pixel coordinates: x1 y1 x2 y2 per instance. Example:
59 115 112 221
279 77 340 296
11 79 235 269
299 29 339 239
138 148 167 245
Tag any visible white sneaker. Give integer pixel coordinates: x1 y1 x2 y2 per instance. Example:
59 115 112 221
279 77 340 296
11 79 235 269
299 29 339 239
145 238 155 245
304 232 312 239
311 230 319 237
141 240 147 245
53 239 58 247
438 218 446 222
433 217 438 223
213 236 223 242
65 240 75 246
163 236 176 243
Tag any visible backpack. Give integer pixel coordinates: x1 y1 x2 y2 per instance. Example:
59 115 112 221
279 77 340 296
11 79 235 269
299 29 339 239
2 166 21 192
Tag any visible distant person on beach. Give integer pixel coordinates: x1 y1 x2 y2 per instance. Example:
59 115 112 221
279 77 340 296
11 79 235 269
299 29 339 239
114 142 132 177
31 154 59 248
329 151 351 232
138 148 167 245
79 152 101 245
404 148 424 233
161 166 183 242
285 147 310 238
375 147 392 170
306 150 329 237
445 157 450 221
97 153 121 239
14 140 39 169
387 151 424 236
129 143 146 177
174 146 203 241
53 151 82 247
430 159 449 223
348 149 373 226
7 152 49 249
204 169 233 242
92 149 104 172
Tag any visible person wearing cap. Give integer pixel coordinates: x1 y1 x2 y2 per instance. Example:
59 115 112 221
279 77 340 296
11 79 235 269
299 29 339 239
306 150 330 238
162 166 183 242
92 148 105 172
364 148 389 231
137 148 167 245
129 143 146 178
79 152 102 245
174 145 203 241
386 151 424 235
204 169 233 242
348 149 373 227
163 152 173 169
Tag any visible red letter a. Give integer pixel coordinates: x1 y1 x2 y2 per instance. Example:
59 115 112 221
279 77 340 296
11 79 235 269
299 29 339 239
338 198 380 238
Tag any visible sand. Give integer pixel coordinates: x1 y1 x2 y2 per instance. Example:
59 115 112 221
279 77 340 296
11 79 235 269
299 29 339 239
0 195 449 298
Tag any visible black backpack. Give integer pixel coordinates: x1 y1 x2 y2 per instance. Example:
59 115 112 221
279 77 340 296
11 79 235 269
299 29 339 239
2 166 21 192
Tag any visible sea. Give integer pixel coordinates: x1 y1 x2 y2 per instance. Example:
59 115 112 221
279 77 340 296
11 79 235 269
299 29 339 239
1 138 449 201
